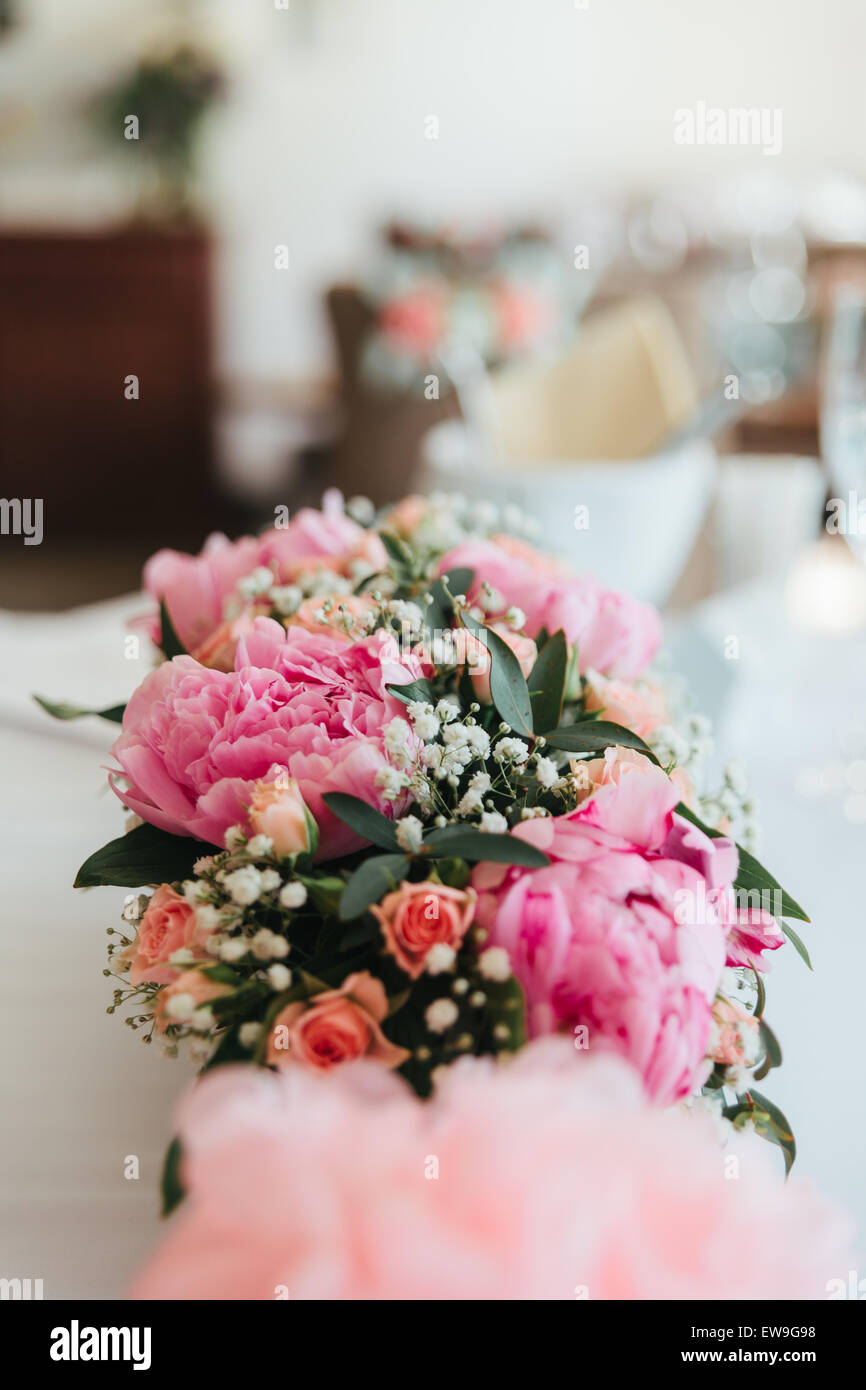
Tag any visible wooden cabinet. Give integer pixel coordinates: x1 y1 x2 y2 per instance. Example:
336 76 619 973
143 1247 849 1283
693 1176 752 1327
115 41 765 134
0 228 214 541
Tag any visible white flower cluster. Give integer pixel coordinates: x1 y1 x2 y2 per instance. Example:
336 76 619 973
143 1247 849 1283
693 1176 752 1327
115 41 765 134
405 491 541 556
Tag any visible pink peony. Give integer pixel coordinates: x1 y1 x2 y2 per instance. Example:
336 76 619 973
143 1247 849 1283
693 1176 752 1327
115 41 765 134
132 1041 851 1300
140 491 386 665
141 532 262 654
438 537 661 679
110 618 424 861
471 767 733 1103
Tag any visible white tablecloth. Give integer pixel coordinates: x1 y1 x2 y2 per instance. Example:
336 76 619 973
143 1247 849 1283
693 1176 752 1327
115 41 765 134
0 586 862 1298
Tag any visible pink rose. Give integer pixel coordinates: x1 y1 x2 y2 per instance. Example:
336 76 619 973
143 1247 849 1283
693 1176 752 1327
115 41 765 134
248 778 315 858
288 593 378 642
438 538 661 679
710 996 760 1068
471 768 729 1104
371 881 477 978
583 670 667 740
265 971 408 1071
123 885 211 987
155 968 232 1032
110 618 424 861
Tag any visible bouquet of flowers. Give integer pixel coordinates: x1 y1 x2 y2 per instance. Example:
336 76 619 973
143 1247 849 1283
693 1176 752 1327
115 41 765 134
359 223 578 390
42 489 811 1211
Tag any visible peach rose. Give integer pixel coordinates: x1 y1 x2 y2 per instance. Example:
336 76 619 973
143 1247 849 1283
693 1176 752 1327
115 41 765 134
570 745 658 804
192 606 269 672
583 669 666 740
248 778 316 858
124 886 211 987
710 996 760 1068
384 494 429 538
265 971 408 1071
155 968 232 1032
287 594 378 642
371 880 477 978
452 625 537 704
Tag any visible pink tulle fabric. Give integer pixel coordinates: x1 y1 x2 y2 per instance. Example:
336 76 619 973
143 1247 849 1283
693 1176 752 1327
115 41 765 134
132 1042 850 1301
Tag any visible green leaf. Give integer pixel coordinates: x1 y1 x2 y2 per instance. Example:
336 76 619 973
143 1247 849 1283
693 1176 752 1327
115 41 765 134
426 567 474 633
33 695 125 724
675 803 810 925
545 720 660 763
734 845 810 924
379 531 413 570
423 824 549 867
781 921 813 970
74 823 217 889
338 853 410 920
528 629 567 734
159 599 189 659
296 873 345 918
745 1088 797 1175
385 677 435 708
753 1016 783 1081
461 612 533 738
160 1137 185 1217
322 792 400 852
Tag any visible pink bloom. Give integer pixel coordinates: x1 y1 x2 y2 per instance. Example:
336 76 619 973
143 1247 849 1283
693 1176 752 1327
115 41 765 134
248 778 315 858
132 1041 851 1300
110 619 424 861
265 971 408 1071
288 594 378 642
371 881 477 978
123 885 212 987
710 996 760 1068
257 490 387 584
438 538 661 679
493 283 555 352
379 287 447 356
154 968 232 1032
723 902 786 973
472 768 730 1103
142 532 262 653
583 670 667 740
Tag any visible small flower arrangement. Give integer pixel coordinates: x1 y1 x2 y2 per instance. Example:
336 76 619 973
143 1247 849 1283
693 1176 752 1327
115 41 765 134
40 489 810 1207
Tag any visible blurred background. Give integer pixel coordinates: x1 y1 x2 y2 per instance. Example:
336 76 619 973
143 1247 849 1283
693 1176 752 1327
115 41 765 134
3 0 866 1290
3 0 866 611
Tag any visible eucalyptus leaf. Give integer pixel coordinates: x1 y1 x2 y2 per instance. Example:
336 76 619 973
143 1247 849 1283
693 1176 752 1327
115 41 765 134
528 629 567 734
461 612 534 737
33 695 126 725
338 853 410 920
423 824 548 867
160 1137 185 1217
426 567 474 633
385 677 435 708
322 792 400 851
545 720 659 763
676 802 810 924
160 599 189 659
781 921 813 970
74 823 217 889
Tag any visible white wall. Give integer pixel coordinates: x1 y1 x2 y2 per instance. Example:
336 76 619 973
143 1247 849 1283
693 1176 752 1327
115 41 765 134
6 0 866 379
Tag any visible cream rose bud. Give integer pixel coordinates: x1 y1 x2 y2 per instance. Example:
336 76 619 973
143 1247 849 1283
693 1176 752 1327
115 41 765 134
248 778 318 858
457 625 537 705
